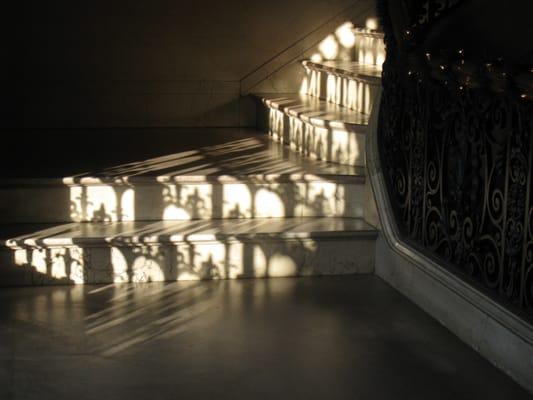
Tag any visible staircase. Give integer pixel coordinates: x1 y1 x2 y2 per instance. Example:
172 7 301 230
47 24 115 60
0 24 385 285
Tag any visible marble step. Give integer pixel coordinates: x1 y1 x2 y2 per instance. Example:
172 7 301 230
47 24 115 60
256 93 369 167
0 217 378 285
0 133 367 223
352 28 385 67
301 60 381 115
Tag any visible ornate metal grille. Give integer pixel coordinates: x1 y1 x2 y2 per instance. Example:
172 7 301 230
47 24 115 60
377 1 533 318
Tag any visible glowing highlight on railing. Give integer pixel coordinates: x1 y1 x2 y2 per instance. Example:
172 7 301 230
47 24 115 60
335 22 356 48
318 34 338 60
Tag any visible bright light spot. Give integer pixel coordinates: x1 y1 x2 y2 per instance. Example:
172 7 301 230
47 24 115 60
309 70 321 97
377 42 386 67
255 189 284 217
32 249 47 275
70 185 117 222
268 253 297 277
253 245 267 277
227 242 244 278
223 184 252 218
366 18 378 30
357 81 364 112
363 39 375 65
310 53 322 62
14 250 28 266
299 76 309 94
326 74 337 103
121 188 134 221
289 118 304 150
308 126 329 160
177 271 200 281
112 247 129 282
269 109 285 142
131 256 164 282
50 249 67 280
163 205 190 220
335 22 356 48
194 243 224 279
303 182 345 216
162 184 212 219
331 129 359 165
345 79 357 110
364 84 371 114
318 34 338 60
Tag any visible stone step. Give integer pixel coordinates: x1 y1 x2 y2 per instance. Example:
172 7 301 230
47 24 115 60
256 93 369 167
0 132 367 223
301 60 381 115
0 217 378 285
352 28 385 67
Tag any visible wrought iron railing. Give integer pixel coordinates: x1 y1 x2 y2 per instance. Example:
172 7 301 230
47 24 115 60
377 0 533 318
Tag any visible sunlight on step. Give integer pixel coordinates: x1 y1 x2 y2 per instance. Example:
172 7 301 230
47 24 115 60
268 108 286 142
112 247 167 283
344 79 357 110
308 69 321 97
289 117 304 151
333 129 360 166
3 213 373 284
267 107 364 166
300 75 309 95
70 185 135 222
267 254 298 277
297 181 346 217
13 246 86 283
326 74 343 104
302 65 378 114
223 184 252 218
356 33 385 68
162 184 212 220
163 205 191 220
255 188 285 218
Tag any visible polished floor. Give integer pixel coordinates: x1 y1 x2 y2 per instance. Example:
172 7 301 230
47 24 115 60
0 276 530 399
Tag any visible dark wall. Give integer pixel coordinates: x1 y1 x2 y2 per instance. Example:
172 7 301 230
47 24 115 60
386 0 533 64
8 0 374 128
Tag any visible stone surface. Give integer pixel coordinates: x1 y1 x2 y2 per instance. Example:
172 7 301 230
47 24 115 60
0 276 530 399
0 218 377 285
302 60 381 115
0 129 368 223
258 94 369 167
353 28 386 67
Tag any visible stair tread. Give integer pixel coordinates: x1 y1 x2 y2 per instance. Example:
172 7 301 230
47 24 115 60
302 60 382 82
1 217 377 246
352 28 384 38
1 130 365 185
259 93 370 129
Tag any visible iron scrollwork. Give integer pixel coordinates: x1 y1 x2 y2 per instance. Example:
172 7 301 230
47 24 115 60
378 53 533 317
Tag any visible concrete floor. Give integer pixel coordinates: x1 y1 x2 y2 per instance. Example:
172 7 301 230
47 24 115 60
0 276 530 400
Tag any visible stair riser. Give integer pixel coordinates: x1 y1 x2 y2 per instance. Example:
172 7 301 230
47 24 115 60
354 34 385 67
0 180 365 223
259 106 366 167
0 237 375 285
303 69 380 115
